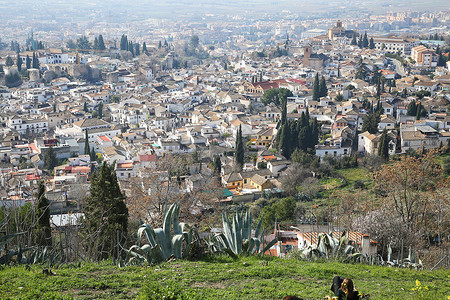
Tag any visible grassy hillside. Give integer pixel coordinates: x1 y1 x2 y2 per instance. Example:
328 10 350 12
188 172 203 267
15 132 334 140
1 256 448 299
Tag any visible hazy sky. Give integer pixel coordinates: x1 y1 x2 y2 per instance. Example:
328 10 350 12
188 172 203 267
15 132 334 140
0 0 449 22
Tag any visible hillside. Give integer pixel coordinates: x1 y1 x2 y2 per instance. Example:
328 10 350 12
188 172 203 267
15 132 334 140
1 256 448 299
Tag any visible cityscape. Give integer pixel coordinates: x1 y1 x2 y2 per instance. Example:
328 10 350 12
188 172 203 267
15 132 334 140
0 1 449 299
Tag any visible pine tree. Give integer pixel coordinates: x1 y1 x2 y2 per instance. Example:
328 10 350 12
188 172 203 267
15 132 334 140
35 181 52 247
319 76 327 97
235 125 244 168
26 55 31 69
84 130 90 155
83 163 128 260
16 54 22 72
44 146 58 171
312 73 320 100
362 112 380 134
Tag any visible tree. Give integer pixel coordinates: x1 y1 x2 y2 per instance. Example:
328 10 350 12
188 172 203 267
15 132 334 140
120 35 128 51
335 93 344 102
135 43 140 56
97 102 103 119
235 125 244 168
35 181 52 247
90 147 96 162
190 35 199 48
44 146 58 171
369 37 375 49
372 151 447 249
416 102 422 120
213 155 221 174
362 32 369 48
97 34 105 50
5 56 14 67
407 101 417 116
83 102 88 112
319 76 327 97
66 39 76 49
312 73 320 100
76 35 91 50
83 163 128 260
32 52 40 69
351 34 357 45
362 112 380 134
25 55 31 70
378 129 389 160
261 88 293 106
16 54 22 72
84 130 90 155
281 97 287 126
142 42 147 53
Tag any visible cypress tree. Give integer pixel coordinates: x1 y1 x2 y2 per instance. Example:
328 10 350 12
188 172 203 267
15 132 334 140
351 34 357 45
26 55 31 69
135 43 140 56
16 54 22 72
90 147 96 162
35 181 52 247
213 155 221 174
44 146 58 171
83 102 88 112
312 73 320 100
369 37 375 49
83 163 128 260
235 125 244 168
93 37 99 50
319 76 327 97
281 98 287 125
84 130 90 155
362 32 369 48
142 42 147 53
32 52 40 69
98 34 105 50
416 103 422 120
378 129 389 160
407 101 417 116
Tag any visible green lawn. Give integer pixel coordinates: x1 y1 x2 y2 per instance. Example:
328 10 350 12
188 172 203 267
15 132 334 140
0 256 448 299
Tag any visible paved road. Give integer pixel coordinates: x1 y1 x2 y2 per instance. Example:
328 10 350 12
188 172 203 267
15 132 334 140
391 58 407 77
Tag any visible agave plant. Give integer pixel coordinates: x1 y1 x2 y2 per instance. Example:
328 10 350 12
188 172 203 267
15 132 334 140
210 209 277 257
123 203 200 266
297 232 360 261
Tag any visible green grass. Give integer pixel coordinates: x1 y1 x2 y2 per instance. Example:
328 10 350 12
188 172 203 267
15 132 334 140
0 256 448 299
335 167 372 187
